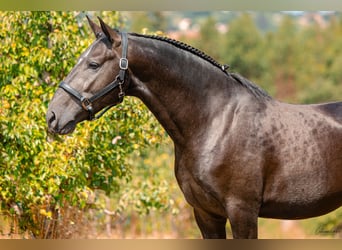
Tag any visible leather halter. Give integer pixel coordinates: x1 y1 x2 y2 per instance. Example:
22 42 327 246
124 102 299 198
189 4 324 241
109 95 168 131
59 32 129 121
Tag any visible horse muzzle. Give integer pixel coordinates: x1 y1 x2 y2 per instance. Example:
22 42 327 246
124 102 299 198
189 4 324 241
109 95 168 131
46 110 77 135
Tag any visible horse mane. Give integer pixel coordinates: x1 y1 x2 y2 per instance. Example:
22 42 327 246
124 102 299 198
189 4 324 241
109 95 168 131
129 32 271 101
229 73 272 100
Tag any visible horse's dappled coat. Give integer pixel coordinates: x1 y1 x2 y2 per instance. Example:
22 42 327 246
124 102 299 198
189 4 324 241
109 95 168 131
47 17 342 238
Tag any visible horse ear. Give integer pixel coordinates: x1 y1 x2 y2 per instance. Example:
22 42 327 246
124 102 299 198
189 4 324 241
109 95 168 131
97 16 121 46
86 15 102 39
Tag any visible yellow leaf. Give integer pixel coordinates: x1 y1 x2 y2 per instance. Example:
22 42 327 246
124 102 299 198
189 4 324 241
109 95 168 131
46 211 52 219
39 208 46 216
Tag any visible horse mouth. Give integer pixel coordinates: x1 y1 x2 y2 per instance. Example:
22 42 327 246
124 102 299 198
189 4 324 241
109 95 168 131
60 121 77 134
48 120 76 135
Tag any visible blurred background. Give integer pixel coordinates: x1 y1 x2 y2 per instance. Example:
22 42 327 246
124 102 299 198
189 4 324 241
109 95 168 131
0 11 341 238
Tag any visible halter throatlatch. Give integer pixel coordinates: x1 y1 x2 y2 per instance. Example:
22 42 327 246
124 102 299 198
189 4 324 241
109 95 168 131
59 32 129 121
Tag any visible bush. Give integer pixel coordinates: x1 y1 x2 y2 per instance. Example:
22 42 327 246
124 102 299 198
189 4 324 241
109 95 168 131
0 11 165 238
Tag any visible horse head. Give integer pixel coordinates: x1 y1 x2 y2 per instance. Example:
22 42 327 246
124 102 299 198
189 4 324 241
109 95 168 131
47 16 129 134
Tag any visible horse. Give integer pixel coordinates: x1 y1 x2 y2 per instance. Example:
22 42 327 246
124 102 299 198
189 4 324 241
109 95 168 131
46 16 342 238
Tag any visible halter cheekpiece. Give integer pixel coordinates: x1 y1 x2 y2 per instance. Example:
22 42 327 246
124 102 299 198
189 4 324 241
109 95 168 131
59 32 129 121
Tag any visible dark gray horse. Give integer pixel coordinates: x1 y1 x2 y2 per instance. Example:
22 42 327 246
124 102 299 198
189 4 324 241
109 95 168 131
46 17 342 238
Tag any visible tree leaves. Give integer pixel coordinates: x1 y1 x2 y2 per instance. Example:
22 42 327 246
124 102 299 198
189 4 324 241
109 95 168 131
0 11 165 238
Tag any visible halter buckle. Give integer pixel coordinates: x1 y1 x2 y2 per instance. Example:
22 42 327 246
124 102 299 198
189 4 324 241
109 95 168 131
81 97 92 110
119 58 128 70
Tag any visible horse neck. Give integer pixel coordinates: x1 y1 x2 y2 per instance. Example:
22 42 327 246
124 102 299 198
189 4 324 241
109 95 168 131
126 35 247 146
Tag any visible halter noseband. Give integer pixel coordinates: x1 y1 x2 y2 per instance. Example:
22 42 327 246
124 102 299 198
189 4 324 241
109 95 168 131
58 32 129 121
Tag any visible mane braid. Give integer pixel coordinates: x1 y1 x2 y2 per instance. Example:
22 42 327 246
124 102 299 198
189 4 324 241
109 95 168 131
129 33 271 101
130 33 227 74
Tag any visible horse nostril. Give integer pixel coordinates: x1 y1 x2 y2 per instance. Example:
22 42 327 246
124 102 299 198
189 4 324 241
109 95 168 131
47 111 57 128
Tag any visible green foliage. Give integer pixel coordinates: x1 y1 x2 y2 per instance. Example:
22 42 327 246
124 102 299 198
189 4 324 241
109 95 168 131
194 16 222 61
314 208 342 237
114 142 175 216
127 12 167 33
0 11 165 238
223 13 267 82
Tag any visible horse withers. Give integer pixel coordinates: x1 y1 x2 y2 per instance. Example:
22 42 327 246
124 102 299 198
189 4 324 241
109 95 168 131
46 16 342 238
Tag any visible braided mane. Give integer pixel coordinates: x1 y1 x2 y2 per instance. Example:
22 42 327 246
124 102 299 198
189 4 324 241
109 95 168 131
129 32 271 100
130 33 228 73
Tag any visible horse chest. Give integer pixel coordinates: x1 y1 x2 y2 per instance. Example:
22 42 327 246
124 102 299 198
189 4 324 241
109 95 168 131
175 164 227 217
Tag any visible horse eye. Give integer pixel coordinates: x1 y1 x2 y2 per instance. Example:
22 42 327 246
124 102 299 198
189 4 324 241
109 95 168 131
89 62 100 70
